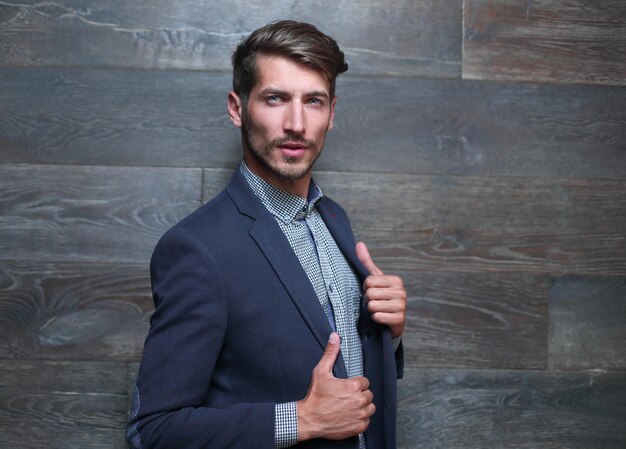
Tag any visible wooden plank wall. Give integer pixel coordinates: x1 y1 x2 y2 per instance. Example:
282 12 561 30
1 1 625 447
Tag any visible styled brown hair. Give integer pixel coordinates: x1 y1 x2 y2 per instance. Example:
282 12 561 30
232 20 348 104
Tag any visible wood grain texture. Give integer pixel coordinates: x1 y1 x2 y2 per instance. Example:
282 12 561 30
463 0 626 86
0 360 127 448
3 68 625 179
0 164 201 263
313 171 626 275
0 0 460 78
328 77 626 179
0 68 240 168
401 271 548 369
549 276 626 371
398 368 626 449
201 168 232 203
203 168 626 275
0 261 152 361
1 1 624 446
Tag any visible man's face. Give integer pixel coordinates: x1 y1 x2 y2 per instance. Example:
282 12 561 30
228 55 336 190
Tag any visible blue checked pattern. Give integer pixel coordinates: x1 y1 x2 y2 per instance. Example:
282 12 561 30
241 162 366 449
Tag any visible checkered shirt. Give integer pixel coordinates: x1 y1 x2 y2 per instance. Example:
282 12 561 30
241 162 366 449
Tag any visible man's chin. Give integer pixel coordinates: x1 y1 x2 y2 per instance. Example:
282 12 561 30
248 145 317 181
274 165 310 180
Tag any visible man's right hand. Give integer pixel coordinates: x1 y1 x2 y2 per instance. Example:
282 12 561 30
296 332 375 441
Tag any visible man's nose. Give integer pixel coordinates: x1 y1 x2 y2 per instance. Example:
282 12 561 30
284 102 305 134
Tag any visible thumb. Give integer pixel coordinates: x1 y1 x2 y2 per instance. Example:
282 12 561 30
316 332 340 375
356 242 384 275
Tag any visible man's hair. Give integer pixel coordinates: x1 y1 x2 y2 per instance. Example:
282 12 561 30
232 20 348 105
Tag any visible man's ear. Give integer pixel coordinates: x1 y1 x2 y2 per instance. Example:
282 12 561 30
328 95 337 131
228 91 243 128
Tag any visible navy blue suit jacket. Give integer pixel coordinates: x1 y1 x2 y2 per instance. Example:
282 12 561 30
128 169 403 449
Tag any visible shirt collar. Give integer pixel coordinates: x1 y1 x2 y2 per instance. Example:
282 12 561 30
239 161 324 224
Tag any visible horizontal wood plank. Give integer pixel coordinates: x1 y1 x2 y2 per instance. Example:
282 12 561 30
202 168 232 203
328 77 626 179
0 164 201 263
463 0 626 86
316 171 626 275
398 368 626 449
0 360 127 392
3 68 625 179
0 360 127 448
1 428 125 449
0 0 460 78
0 261 152 361
203 168 626 275
401 271 548 369
549 276 626 370
0 69 240 168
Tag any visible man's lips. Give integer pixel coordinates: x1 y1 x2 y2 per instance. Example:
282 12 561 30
279 142 307 149
278 142 308 157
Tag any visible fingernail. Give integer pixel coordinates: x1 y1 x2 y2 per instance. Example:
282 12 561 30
329 333 339 344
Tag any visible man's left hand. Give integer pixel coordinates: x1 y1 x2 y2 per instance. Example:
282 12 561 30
356 242 407 338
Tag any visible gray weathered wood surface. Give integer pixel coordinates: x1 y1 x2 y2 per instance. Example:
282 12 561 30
1 0 625 447
0 361 127 449
205 168 626 277
315 172 626 275
0 164 201 263
549 276 626 370
464 0 626 86
0 261 151 361
401 271 548 369
397 368 626 449
0 0 461 77
2 68 625 179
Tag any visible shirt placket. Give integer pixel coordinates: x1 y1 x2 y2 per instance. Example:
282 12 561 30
306 213 366 449
306 213 355 375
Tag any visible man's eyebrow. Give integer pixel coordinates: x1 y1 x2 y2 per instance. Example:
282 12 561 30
257 87 330 99
257 87 288 97
306 90 330 99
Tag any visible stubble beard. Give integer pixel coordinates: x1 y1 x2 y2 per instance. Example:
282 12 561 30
241 113 323 181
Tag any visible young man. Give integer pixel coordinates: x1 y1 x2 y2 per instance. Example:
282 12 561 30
127 20 406 449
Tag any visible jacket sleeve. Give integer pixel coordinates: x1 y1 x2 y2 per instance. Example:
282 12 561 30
126 226 275 449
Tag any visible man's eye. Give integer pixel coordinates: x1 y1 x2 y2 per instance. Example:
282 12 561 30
307 98 322 105
266 95 281 103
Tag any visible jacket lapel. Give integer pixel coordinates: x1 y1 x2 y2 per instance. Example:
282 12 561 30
226 169 349 378
317 199 368 279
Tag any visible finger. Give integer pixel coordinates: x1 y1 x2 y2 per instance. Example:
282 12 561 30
316 332 341 375
366 402 376 417
348 376 370 392
371 310 400 321
363 277 404 290
370 311 403 329
363 388 374 404
355 242 384 276
367 298 405 313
